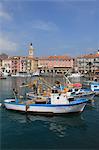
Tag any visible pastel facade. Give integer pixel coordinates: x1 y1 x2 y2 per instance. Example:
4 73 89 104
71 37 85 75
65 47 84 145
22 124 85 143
20 57 27 72
38 55 74 74
1 44 98 76
2 56 27 74
2 58 12 74
0 54 8 73
76 52 99 74
31 57 38 72
0 56 38 74
26 57 32 73
10 57 20 74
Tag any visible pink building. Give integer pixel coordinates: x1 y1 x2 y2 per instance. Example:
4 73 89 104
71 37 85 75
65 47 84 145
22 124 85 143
38 55 74 74
11 56 20 74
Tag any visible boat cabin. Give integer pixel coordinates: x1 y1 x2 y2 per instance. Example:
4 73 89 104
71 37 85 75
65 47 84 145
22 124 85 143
91 83 99 92
51 88 69 105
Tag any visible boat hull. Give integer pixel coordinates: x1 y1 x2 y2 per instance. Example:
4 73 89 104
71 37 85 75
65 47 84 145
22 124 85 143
4 99 87 114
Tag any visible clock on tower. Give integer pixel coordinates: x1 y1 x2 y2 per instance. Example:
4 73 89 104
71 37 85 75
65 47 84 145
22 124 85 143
28 43 34 58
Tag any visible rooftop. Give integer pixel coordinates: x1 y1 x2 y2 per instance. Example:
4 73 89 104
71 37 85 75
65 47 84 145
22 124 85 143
77 53 99 59
39 55 73 60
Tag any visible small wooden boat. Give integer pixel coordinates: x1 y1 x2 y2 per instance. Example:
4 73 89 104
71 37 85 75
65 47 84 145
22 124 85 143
4 89 88 114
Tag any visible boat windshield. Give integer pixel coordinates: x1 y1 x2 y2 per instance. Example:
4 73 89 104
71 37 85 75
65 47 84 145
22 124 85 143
52 89 59 93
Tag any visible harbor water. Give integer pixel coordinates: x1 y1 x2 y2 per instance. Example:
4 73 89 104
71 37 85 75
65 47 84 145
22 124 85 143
0 77 99 149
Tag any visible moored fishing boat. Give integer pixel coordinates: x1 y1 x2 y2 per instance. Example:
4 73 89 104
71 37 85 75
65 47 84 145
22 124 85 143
83 81 99 96
4 89 88 114
67 73 83 78
26 81 95 101
11 72 31 77
66 88 95 100
27 89 95 101
90 82 99 96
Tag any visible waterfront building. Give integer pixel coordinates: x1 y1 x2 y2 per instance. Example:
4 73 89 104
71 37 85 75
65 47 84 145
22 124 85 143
10 56 20 74
25 57 38 73
26 57 32 73
1 58 12 74
20 57 27 72
0 43 38 75
2 45 98 77
38 55 74 74
0 53 8 73
0 59 2 72
76 51 99 76
31 57 38 73
2 56 27 75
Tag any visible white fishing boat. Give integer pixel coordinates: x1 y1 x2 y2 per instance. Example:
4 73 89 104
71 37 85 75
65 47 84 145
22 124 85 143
27 88 95 102
68 73 83 78
4 89 88 114
26 92 49 99
32 71 40 76
11 72 31 77
90 82 99 96
83 81 99 96
66 88 95 100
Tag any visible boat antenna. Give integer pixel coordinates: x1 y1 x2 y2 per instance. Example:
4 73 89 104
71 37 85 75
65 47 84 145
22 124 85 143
64 74 71 84
13 88 19 103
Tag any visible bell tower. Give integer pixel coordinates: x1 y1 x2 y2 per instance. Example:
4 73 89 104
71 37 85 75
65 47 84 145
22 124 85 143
28 43 34 58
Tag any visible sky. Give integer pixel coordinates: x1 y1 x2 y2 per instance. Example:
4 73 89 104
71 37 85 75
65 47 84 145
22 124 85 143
0 0 99 57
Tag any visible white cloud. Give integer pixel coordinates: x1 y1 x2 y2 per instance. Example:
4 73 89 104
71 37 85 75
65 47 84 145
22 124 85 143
0 37 18 53
0 11 12 20
0 2 12 21
32 20 58 31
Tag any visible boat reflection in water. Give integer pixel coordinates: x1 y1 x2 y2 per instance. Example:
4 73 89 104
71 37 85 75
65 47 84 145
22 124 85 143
6 111 87 137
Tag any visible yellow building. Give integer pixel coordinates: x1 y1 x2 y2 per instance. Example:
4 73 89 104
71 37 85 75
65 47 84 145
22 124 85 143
26 43 38 73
